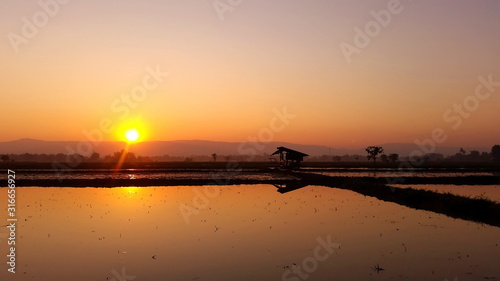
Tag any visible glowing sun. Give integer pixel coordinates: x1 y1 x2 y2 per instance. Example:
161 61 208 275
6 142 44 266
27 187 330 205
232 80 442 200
125 129 140 142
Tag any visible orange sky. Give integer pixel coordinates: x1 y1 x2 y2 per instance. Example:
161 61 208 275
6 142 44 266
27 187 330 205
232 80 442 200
1 0 499 148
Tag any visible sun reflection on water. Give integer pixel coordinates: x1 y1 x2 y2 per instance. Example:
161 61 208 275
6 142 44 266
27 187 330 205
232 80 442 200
122 186 140 199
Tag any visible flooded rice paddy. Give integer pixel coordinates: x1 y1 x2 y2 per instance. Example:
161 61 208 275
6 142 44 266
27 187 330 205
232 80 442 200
1 184 498 281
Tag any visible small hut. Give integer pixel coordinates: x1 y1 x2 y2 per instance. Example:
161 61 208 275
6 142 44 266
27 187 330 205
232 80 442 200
271 146 309 169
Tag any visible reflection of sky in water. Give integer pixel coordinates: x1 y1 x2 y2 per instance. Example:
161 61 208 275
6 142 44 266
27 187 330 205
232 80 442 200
391 185 500 203
0 185 498 280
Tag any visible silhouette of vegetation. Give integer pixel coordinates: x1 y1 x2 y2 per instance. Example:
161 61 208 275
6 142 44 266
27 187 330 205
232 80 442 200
365 146 384 165
469 150 480 158
380 154 388 162
492 145 500 160
103 150 137 162
425 153 444 161
1 155 9 162
388 153 399 162
449 150 491 161
211 153 217 163
332 156 342 162
89 152 100 162
0 148 497 166
296 172 500 227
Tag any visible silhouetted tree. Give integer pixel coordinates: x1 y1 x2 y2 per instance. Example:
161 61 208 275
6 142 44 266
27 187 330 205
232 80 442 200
1 155 9 162
468 150 480 160
450 152 464 161
380 154 388 162
211 153 217 163
89 152 100 162
366 146 384 164
112 151 122 161
388 153 399 162
492 145 500 160
125 152 137 162
105 150 137 162
55 153 66 161
459 147 466 155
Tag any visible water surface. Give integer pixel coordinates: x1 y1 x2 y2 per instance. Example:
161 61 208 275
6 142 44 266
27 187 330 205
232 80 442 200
0 185 498 280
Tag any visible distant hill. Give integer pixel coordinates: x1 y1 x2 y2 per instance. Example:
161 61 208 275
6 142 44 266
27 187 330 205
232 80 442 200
0 138 491 157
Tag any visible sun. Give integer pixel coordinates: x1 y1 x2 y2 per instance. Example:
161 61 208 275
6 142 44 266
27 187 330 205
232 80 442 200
125 129 140 142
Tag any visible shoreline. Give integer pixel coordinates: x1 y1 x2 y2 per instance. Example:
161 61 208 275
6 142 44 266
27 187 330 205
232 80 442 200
9 175 500 187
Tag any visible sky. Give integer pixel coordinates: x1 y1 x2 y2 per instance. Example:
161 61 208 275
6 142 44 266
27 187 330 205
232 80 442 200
1 0 499 149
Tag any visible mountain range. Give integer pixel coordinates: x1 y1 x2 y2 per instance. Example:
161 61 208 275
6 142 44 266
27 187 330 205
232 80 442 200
0 139 491 157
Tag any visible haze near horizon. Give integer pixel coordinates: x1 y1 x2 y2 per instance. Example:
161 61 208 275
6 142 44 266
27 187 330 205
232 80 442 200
1 0 499 149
